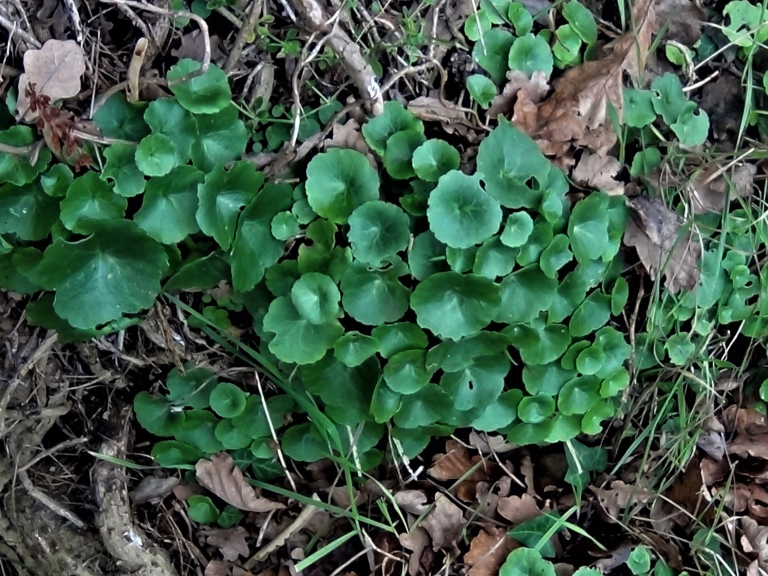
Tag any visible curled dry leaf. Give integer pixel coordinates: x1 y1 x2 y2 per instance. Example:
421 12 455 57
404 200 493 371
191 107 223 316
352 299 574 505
728 422 768 460
18 39 86 120
488 70 549 119
428 440 488 481
654 0 707 44
324 119 377 167
469 430 515 454
590 480 651 519
422 493 464 551
395 490 429 516
206 527 250 562
129 476 179 504
690 163 756 214
696 430 726 462
571 152 624 195
727 484 768 524
623 196 701 293
742 517 768 566
196 453 286 513
515 0 656 156
700 74 743 141
593 542 633 572
399 527 430 576
497 493 542 525
205 560 232 576
465 526 517 576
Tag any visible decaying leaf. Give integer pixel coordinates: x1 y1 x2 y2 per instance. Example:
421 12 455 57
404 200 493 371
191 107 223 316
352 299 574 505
17 39 86 119
399 527 430 576
171 30 224 64
572 152 624 195
428 440 488 481
700 74 743 141
324 119 376 166
727 484 768 523
729 422 768 460
422 493 464 551
497 494 542 525
590 480 651 519
196 453 286 513
623 196 701 293
514 0 656 156
206 527 250 562
742 517 768 566
129 475 179 504
696 430 726 462
689 163 756 214
205 560 232 576
465 526 517 576
593 542 633 572
654 0 707 44
395 490 429 515
488 71 549 119
469 431 515 454
408 95 468 124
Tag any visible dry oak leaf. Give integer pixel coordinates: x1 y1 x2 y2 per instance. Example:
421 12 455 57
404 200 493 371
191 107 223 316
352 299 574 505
469 430 515 454
395 490 429 515
465 526 517 576
728 423 768 460
497 494 542 525
422 493 464 551
428 440 488 481
399 527 430 576
196 453 286 513
17 39 86 120
654 0 707 44
206 526 250 562
742 517 768 566
623 196 701 293
522 0 656 155
205 560 232 576
324 119 377 167
571 152 624 195
690 163 756 214
590 480 651 519
488 70 549 119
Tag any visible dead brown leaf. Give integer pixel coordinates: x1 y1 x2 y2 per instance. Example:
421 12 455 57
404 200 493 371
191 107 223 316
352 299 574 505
172 30 224 64
488 70 549 119
395 490 429 516
590 480 651 519
469 431 515 454
206 527 250 562
129 475 179 504
742 517 768 566
205 560 232 576
624 195 701 293
399 527 430 576
324 119 376 166
700 74 743 141
723 405 768 434
654 0 707 44
517 0 656 156
196 453 286 513
497 494 542 525
422 493 464 551
408 95 468 124
697 431 726 462
700 457 728 487
428 440 487 481
571 152 624 195
690 163 756 214
593 542 633 572
729 423 768 460
465 526 517 576
18 39 86 120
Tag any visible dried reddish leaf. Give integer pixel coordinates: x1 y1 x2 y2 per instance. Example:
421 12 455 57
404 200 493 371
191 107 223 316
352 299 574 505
206 527 250 562
399 527 430 576
422 493 463 551
624 196 701 293
465 526 517 576
196 453 286 513
428 440 487 482
497 494 541 525
590 480 651 519
18 39 85 119
571 152 624 195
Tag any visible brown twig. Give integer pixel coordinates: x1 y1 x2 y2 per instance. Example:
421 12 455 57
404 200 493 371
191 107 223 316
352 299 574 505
18 470 87 529
0 12 41 48
127 38 149 102
224 0 263 72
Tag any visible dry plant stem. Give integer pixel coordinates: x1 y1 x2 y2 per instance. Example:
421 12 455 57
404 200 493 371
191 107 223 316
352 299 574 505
0 13 41 48
18 470 86 529
290 0 383 114
100 0 211 78
224 0 263 72
93 405 179 576
254 374 298 492
18 437 87 474
244 494 321 569
127 38 149 102
62 0 84 43
216 6 243 26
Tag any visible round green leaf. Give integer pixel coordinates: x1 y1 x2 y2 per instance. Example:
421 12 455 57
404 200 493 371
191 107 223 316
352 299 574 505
611 276 629 314
384 130 426 179
174 409 224 453
102 143 146 197
134 391 181 436
581 400 615 435
231 183 293 292
464 10 493 41
340 262 410 325
197 161 264 250
627 546 653 575
348 200 410 266
496 264 557 324
166 365 217 409
263 296 343 364
650 73 688 125
558 375 601 415
231 395 294 439
562 0 597 44
477 122 551 208
306 148 380 224
151 440 201 467
0 181 59 241
371 322 428 358
447 246 478 273
60 172 127 234
600 368 629 398
191 106 249 172
134 166 204 244
516 220 553 267
334 331 379 367
384 349 431 394
517 394 556 424
553 24 582 65
362 101 424 155
215 419 253 450
472 28 514 84
167 59 231 114
500 212 534 247
0 126 52 185
135 134 178 177
282 423 328 462
561 341 590 371
144 97 198 163
40 164 74 197
209 382 248 418
523 363 575 396
473 236 517 279
412 139 461 182
507 322 571 365
568 193 610 262
426 331 510 372
411 271 500 340
576 345 605 375
187 495 220 524
409 230 449 281
569 290 611 337
665 333 695 365
270 211 300 240
392 384 453 429
671 108 709 146
508 2 533 34
540 234 572 278
466 74 498 109
508 34 554 77
290 272 340 325
427 170 502 249
371 379 401 423
440 354 509 411
471 389 522 431
37 219 167 329
93 93 149 141
624 88 656 128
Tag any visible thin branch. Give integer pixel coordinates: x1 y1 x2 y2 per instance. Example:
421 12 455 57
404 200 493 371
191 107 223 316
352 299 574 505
224 0 263 72
0 13 41 48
